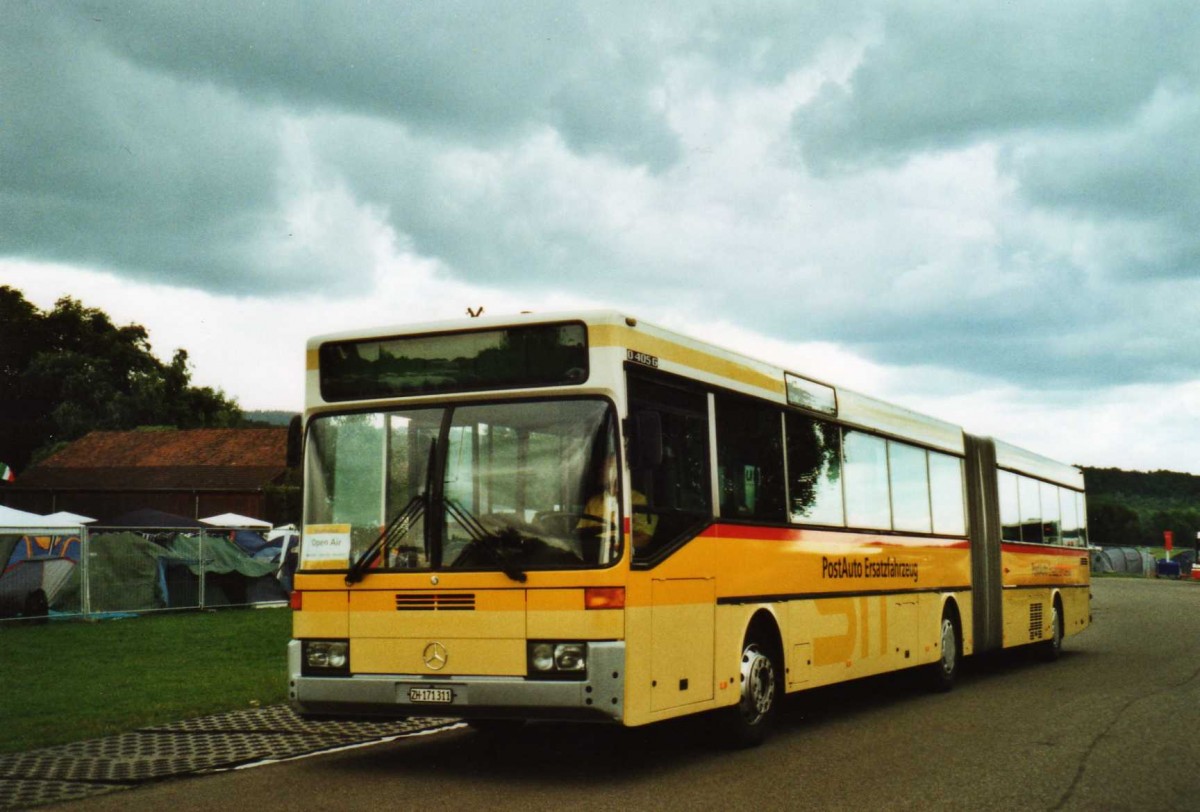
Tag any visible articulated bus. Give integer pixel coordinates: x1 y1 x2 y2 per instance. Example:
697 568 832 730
288 311 1090 745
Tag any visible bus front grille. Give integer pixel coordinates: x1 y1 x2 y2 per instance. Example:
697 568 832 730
395 592 476 611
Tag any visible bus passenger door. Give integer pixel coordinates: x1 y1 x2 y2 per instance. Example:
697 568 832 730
650 578 715 712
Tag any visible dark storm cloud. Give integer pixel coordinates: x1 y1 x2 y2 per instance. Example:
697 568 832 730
794 2 1199 172
0 1 684 295
1004 91 1200 280
0 4 318 293
789 1 1200 291
782 1 1200 386
81 1 681 169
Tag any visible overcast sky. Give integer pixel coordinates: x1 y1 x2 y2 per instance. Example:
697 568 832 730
4 1 1200 474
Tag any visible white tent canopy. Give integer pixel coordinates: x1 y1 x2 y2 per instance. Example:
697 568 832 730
43 511 97 525
0 505 84 533
200 512 272 529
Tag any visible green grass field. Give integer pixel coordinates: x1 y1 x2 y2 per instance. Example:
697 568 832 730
0 607 292 754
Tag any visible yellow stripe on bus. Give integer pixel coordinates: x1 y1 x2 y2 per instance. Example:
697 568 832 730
589 324 785 396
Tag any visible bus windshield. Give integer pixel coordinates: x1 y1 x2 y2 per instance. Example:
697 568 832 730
303 399 620 575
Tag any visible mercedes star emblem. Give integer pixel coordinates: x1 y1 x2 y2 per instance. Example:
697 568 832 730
423 642 448 671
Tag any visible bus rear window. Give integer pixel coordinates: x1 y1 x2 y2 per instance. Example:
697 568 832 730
319 323 588 401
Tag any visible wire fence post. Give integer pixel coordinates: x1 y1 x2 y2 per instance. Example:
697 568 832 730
199 529 207 610
80 525 91 619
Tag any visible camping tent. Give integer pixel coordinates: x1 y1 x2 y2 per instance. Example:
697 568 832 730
1169 549 1195 576
266 525 300 593
1096 546 1156 575
43 511 97 525
101 508 204 528
0 507 86 619
47 529 288 612
201 513 271 529
267 524 297 542
153 532 286 607
51 531 197 613
0 505 81 533
3 505 293 616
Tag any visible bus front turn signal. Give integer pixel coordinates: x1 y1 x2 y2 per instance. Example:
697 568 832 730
585 587 625 609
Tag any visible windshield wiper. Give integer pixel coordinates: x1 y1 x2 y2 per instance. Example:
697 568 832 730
346 440 438 585
345 494 426 585
444 498 528 583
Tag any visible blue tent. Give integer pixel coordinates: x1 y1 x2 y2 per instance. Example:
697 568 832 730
0 507 86 619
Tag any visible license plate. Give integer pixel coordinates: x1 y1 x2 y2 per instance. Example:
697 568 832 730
408 686 454 704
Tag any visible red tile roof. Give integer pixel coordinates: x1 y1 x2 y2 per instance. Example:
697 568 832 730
37 429 286 468
15 430 288 491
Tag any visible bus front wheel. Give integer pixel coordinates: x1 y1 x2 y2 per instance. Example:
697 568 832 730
719 636 780 748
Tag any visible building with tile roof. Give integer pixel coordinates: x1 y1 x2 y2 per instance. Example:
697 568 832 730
0 429 294 524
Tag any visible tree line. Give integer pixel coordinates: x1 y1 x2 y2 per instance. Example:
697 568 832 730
0 286 244 474
1083 467 1200 550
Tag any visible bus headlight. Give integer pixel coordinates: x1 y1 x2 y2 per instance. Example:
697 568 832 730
554 643 586 671
530 642 556 672
302 640 350 675
527 641 587 678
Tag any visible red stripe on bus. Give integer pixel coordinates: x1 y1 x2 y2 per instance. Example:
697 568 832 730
1001 543 1087 557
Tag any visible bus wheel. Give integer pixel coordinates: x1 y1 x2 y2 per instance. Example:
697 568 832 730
720 637 780 748
1038 600 1063 662
928 610 960 692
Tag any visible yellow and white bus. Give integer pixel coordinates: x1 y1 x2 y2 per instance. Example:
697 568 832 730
287 311 1090 745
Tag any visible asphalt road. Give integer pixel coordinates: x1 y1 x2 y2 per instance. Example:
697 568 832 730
48 578 1200 811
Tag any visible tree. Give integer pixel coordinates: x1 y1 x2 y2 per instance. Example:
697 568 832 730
1086 501 1141 546
0 286 242 473
0 286 51 472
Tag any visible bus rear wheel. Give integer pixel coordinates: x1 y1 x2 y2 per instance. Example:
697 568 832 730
1038 600 1064 662
719 636 780 748
928 610 960 692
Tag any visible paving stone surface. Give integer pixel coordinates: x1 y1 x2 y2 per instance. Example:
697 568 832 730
0 706 454 810
0 779 130 811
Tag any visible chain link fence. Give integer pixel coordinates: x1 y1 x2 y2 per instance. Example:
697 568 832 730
0 526 298 622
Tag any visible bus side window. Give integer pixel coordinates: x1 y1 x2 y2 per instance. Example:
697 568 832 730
714 393 786 522
998 470 1021 542
627 374 713 560
1019 475 1043 543
1061 486 1081 547
1040 481 1061 545
785 412 844 527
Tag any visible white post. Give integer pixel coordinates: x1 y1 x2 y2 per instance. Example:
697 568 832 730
80 525 91 618
199 529 206 610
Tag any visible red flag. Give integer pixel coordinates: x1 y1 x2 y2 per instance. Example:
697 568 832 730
1164 530 1174 551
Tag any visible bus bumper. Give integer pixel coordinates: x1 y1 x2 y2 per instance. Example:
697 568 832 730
288 640 625 723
